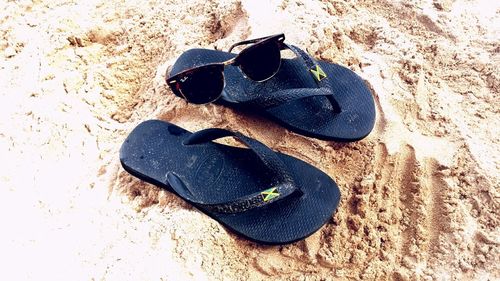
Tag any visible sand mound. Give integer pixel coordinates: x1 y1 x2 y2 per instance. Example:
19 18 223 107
1 0 498 280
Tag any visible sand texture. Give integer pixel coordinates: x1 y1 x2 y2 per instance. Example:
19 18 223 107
1 0 499 280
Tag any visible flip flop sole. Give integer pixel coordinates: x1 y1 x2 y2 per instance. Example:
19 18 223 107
170 48 375 141
120 120 341 244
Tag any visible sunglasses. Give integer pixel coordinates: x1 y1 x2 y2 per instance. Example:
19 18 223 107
166 34 287 104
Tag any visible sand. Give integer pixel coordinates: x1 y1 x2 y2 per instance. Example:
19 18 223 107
0 0 498 280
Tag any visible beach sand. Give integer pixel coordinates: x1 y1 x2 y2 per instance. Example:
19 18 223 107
0 0 498 280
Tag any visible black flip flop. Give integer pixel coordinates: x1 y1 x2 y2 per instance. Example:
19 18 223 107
167 34 376 142
120 120 341 244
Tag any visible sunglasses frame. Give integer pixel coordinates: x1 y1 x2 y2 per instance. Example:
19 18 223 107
166 34 287 104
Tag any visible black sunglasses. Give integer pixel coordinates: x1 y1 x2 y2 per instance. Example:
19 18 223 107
166 34 287 104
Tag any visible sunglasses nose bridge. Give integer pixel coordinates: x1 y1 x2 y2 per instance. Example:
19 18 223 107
223 57 238 66
236 65 249 80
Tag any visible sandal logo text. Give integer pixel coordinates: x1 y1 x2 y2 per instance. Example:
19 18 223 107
310 65 327 82
261 187 280 202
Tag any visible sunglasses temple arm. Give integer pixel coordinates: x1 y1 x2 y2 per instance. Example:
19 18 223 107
228 35 275 53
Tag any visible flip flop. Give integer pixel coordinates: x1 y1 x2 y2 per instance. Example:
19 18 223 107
167 34 376 142
120 120 341 244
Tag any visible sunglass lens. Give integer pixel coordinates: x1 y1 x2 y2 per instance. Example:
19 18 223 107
169 65 224 104
238 40 281 82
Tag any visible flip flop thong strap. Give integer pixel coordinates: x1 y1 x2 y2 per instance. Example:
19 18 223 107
242 87 333 109
166 128 302 214
286 44 331 87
